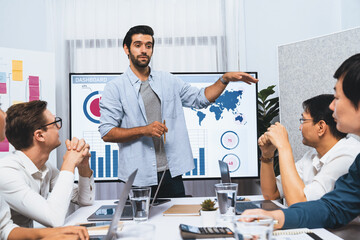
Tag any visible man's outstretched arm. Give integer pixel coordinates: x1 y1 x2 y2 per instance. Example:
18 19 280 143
204 72 258 102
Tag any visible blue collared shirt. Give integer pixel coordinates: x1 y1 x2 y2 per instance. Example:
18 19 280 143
282 153 360 229
99 67 211 186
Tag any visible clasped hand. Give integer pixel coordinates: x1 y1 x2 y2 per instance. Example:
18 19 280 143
258 122 290 157
62 137 91 171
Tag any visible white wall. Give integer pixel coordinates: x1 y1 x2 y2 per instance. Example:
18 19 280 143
241 0 345 92
0 0 51 52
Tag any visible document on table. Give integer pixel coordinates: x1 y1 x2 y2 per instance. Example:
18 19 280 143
273 228 343 240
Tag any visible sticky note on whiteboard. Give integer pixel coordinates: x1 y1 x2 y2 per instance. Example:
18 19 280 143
12 60 23 81
0 138 9 152
29 76 39 86
0 83 6 94
0 72 6 83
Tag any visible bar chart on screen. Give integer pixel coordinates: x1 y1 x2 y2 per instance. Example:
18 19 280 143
84 131 119 179
185 129 207 177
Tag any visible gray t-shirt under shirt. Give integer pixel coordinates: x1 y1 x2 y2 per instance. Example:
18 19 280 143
139 80 168 172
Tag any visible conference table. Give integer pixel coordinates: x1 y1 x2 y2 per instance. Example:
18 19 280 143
65 196 343 240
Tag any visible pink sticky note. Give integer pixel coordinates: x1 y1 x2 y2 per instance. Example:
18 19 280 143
0 138 9 152
29 96 39 101
29 86 39 97
29 76 39 86
0 83 6 94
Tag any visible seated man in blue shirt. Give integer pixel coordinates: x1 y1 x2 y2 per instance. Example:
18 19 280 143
243 53 360 230
99 25 258 197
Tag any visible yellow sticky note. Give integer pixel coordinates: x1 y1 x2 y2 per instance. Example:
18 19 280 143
12 70 23 81
12 100 23 105
12 60 23 71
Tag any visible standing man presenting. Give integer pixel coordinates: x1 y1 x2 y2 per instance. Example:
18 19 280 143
99 25 258 197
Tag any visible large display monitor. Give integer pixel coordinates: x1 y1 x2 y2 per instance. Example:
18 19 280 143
70 72 258 181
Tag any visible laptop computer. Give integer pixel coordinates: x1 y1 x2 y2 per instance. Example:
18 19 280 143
89 169 138 240
88 170 170 221
217 160 282 214
218 160 231 183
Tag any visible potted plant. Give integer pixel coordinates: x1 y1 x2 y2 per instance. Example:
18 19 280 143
200 199 218 226
257 85 280 175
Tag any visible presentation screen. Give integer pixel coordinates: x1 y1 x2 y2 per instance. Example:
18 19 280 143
70 72 258 181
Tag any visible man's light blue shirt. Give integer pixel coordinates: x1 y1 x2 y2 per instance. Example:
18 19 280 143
99 67 211 186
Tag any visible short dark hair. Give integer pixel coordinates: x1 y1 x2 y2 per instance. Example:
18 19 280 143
333 53 360 109
303 94 347 140
123 25 154 50
6 100 48 150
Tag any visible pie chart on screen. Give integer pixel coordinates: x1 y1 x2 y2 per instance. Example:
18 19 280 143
83 91 102 124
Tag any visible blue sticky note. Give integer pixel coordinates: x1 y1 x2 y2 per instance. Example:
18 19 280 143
0 72 6 83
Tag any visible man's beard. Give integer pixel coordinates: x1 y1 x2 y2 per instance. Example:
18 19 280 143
129 52 151 68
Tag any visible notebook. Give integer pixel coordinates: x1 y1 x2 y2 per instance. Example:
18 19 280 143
88 169 137 240
218 160 282 214
163 204 202 216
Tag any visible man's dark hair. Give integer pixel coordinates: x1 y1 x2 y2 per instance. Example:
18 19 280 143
6 100 48 150
123 25 154 50
333 53 360 109
302 94 346 140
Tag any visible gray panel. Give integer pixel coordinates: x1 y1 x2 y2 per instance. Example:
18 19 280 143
278 27 360 161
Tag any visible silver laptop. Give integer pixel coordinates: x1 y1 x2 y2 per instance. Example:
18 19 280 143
89 169 137 240
217 160 282 214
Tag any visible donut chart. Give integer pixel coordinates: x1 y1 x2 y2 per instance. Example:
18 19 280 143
220 131 239 150
222 154 241 173
83 91 101 124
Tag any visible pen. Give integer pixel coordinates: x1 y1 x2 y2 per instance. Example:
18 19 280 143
163 120 166 144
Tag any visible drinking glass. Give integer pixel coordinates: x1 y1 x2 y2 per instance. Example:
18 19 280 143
214 183 238 220
233 215 274 240
129 187 151 222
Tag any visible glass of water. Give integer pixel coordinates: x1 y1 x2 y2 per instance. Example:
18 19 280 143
233 215 274 240
214 183 238 220
129 186 151 222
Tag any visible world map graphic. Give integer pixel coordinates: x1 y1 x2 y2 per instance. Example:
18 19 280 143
192 90 245 126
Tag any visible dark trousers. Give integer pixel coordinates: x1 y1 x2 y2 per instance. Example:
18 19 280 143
151 170 185 198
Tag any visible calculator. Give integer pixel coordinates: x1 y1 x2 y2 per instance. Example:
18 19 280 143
179 224 234 239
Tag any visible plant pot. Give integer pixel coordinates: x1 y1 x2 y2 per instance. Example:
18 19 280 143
200 210 217 227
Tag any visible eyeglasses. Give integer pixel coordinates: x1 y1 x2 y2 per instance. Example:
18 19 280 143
39 117 62 129
299 118 312 124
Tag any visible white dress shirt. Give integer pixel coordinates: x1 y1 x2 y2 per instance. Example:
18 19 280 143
0 196 18 240
0 151 95 228
276 137 360 201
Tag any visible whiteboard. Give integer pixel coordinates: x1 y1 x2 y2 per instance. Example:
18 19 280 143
0 47 56 166
70 72 258 181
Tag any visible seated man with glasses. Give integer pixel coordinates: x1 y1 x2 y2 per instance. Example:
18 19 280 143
0 100 95 228
258 94 360 206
